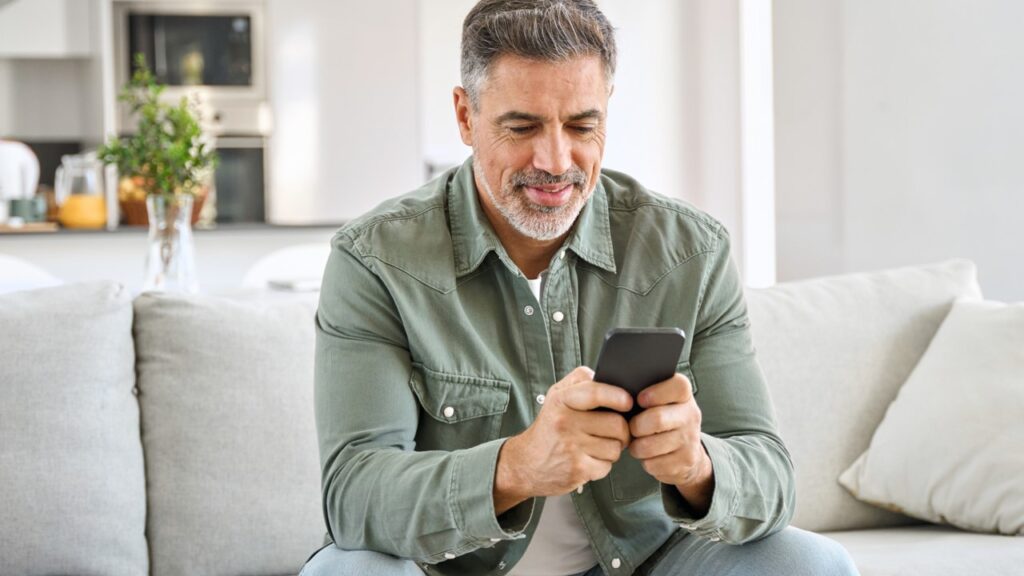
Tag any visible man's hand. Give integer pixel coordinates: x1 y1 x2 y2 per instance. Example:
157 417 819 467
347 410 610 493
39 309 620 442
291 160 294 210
493 366 633 515
628 373 716 517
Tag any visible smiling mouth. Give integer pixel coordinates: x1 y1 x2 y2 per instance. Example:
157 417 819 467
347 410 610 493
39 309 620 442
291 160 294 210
527 183 572 193
522 183 574 207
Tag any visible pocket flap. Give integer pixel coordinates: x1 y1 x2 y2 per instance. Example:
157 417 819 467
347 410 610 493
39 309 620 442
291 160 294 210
409 364 511 423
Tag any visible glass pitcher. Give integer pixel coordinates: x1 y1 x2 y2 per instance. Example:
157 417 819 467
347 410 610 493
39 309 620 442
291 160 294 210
55 152 107 229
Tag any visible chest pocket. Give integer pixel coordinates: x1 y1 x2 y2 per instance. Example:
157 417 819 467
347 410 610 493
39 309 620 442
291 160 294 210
609 361 697 501
409 364 512 452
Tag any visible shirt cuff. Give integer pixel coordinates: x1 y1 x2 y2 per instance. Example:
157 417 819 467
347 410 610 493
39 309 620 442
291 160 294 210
451 437 535 542
661 433 738 540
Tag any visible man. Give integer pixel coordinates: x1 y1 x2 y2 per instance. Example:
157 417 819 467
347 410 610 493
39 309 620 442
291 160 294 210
303 1 859 575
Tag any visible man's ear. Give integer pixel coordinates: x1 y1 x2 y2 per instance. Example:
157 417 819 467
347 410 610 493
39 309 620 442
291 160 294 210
453 86 474 146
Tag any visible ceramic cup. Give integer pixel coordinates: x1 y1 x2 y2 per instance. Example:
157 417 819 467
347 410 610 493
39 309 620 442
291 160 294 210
8 197 47 222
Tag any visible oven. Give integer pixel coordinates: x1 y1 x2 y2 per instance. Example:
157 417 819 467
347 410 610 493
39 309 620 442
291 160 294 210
112 1 270 224
210 136 266 224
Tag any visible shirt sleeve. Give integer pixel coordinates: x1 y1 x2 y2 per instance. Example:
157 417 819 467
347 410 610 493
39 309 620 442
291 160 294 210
314 233 533 563
660 228 796 544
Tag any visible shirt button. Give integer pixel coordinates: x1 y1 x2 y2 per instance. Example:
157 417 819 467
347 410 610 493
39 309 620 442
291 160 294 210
524 305 535 316
558 250 566 260
576 484 584 494
444 552 456 559
552 311 564 322
709 536 721 542
490 537 501 542
536 394 545 405
498 561 507 569
442 406 455 418
611 558 622 569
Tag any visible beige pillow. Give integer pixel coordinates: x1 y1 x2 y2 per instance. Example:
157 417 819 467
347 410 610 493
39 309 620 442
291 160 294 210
134 292 325 576
745 259 981 531
840 299 1024 534
0 282 147 576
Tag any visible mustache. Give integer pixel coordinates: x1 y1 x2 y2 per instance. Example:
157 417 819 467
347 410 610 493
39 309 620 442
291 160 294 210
510 167 587 189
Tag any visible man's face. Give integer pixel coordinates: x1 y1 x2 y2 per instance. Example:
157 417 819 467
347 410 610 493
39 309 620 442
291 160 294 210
456 55 610 242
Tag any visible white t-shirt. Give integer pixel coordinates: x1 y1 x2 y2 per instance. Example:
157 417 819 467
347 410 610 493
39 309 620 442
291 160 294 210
509 275 598 576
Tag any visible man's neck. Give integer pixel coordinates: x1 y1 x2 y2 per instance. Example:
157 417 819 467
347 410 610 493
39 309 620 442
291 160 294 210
477 193 566 280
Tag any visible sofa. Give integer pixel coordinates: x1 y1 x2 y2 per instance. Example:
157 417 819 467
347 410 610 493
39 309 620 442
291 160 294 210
1 259 1021 575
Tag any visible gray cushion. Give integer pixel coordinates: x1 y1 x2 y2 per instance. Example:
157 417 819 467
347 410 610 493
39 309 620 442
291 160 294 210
133 292 324 576
745 260 982 532
824 526 1024 576
0 282 148 576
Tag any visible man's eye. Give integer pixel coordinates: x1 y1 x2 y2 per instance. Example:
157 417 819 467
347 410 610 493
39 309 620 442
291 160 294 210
571 125 597 134
508 126 535 135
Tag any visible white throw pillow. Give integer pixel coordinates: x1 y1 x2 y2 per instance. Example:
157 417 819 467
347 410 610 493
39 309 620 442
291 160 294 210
839 299 1024 534
745 259 981 532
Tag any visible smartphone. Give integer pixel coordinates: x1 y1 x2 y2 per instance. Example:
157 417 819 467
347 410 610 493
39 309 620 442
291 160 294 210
593 327 687 419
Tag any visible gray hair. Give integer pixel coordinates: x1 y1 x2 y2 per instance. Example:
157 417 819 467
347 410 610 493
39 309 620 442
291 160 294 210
461 0 617 108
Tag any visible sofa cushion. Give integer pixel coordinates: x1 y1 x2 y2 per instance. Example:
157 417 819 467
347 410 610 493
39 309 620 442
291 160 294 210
0 282 147 576
824 525 1024 576
745 260 982 532
840 298 1024 534
134 292 324 576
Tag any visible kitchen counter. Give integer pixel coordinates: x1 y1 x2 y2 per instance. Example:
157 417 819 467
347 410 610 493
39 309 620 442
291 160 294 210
0 224 342 294
0 222 345 237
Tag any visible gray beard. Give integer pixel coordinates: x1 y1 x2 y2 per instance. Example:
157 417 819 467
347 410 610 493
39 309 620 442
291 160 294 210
473 157 588 242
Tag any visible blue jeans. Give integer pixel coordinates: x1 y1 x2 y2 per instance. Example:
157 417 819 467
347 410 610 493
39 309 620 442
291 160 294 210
299 527 860 575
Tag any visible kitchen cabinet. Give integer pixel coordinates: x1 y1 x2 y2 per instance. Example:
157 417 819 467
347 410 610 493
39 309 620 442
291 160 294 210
0 0 93 58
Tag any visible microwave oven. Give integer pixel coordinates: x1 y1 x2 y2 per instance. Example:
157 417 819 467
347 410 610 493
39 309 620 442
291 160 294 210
112 1 269 137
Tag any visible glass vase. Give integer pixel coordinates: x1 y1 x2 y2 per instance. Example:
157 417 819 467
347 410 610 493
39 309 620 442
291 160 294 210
142 194 199 293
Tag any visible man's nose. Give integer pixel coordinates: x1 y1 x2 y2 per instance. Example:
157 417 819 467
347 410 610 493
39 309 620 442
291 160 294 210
532 131 573 177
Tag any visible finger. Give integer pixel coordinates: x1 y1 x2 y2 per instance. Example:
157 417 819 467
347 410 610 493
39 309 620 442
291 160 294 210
578 411 632 447
628 429 685 460
561 381 633 413
580 435 625 463
637 373 693 409
640 449 679 480
629 403 693 438
639 447 702 481
558 366 596 389
582 455 614 484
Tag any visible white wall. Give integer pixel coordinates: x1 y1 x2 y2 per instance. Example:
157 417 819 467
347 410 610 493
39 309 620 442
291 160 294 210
604 0 776 287
598 0 693 202
773 0 845 281
775 0 1024 301
0 60 11 135
417 0 477 173
266 0 423 224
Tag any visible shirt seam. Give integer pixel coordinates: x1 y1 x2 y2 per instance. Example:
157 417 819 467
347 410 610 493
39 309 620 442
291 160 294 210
361 254 456 294
694 234 725 314
341 204 446 246
578 248 716 296
606 201 724 240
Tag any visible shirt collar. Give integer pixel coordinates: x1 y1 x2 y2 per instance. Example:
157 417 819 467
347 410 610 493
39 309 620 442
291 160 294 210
448 156 618 278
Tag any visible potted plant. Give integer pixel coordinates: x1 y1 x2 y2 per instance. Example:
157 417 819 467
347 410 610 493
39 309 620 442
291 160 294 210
98 54 218 293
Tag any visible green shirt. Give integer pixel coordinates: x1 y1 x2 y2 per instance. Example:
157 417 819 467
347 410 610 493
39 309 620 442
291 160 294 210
314 157 795 575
